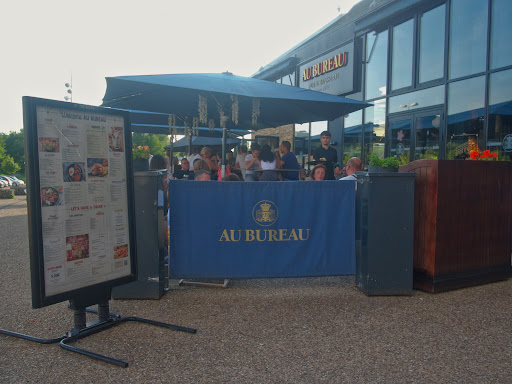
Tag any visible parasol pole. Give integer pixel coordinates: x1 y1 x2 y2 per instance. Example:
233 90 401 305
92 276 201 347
221 127 226 178
168 115 175 175
187 134 192 157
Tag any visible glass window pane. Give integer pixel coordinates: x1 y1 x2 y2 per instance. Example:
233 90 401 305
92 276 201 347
449 0 488 79
419 5 446 83
294 123 309 169
343 110 363 164
415 114 441 160
363 99 386 163
390 119 412 164
388 85 445 114
365 30 388 100
489 68 512 160
391 19 414 91
490 0 512 69
447 76 486 159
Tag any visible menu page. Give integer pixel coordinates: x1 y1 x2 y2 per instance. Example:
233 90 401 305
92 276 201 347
36 106 131 297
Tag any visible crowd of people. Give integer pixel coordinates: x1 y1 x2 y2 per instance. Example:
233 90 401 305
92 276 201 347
150 133 363 247
150 131 363 183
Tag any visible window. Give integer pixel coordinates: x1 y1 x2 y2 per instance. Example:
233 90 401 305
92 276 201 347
343 110 363 164
363 98 386 162
446 76 486 159
488 69 512 160
388 85 444 114
490 0 512 70
449 0 488 79
391 19 414 91
419 4 445 83
365 30 388 100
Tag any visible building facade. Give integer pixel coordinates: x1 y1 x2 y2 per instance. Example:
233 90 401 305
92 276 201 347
253 0 512 166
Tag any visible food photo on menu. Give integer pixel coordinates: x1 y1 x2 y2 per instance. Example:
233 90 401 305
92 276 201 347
63 162 86 182
87 158 109 177
113 244 129 259
108 126 124 152
40 186 64 207
66 234 90 262
38 137 60 153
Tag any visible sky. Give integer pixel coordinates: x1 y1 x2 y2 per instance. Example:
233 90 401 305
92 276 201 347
0 0 361 134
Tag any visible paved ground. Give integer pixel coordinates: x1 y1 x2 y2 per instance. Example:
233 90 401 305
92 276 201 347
0 195 511 383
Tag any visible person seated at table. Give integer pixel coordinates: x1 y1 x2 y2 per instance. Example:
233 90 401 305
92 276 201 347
276 141 299 181
194 169 212 181
334 163 344 180
259 144 278 181
192 159 214 180
310 164 327 181
222 173 240 181
226 151 236 171
173 158 194 179
200 147 219 172
149 154 166 171
245 143 261 181
340 157 362 181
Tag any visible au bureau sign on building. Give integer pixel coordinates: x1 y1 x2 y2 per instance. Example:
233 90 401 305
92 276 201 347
299 42 354 95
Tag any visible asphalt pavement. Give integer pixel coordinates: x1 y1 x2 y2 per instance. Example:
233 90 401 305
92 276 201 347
0 195 511 383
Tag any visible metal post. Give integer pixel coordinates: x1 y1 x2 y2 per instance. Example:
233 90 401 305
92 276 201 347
221 127 226 178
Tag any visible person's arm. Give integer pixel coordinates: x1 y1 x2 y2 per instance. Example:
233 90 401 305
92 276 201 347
204 157 218 170
246 156 256 169
275 151 284 168
312 147 320 160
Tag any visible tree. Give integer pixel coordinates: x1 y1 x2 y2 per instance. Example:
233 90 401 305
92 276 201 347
0 155 21 175
131 133 169 156
4 130 24 172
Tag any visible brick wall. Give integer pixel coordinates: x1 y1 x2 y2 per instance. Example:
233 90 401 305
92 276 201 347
252 124 295 151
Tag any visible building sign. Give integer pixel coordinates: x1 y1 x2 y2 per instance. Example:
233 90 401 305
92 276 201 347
169 181 356 279
299 42 354 95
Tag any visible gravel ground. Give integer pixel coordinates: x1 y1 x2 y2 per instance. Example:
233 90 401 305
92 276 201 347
0 195 511 383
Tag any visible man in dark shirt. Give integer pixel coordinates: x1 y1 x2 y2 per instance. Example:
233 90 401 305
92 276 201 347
173 158 194 179
312 130 338 180
276 141 299 180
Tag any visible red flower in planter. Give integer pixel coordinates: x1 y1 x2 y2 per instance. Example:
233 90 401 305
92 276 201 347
470 150 480 160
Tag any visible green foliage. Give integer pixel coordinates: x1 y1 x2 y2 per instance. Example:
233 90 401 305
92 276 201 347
343 145 362 164
132 133 169 156
0 130 23 174
4 130 24 171
0 188 15 199
0 155 21 174
368 152 400 168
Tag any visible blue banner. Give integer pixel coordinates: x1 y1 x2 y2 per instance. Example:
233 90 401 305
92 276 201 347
169 180 355 278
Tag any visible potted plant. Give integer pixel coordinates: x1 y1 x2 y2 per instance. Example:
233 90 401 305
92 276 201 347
132 145 150 172
367 153 400 173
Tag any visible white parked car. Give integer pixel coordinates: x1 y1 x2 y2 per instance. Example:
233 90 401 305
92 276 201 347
0 179 7 188
6 176 25 186
0 176 13 187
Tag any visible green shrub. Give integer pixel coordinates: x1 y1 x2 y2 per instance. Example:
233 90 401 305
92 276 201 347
0 188 15 199
368 153 400 168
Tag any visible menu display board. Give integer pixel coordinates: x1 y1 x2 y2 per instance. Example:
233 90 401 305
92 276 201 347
23 97 136 308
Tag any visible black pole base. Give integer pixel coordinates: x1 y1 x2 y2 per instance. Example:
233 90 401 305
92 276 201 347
1 303 197 368
60 315 197 367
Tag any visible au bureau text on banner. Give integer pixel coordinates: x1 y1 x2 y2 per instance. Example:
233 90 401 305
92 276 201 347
169 181 355 279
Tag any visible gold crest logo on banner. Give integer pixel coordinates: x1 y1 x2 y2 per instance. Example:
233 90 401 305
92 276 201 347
252 200 278 227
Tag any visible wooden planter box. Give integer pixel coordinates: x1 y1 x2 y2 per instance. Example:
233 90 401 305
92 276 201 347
399 160 512 292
